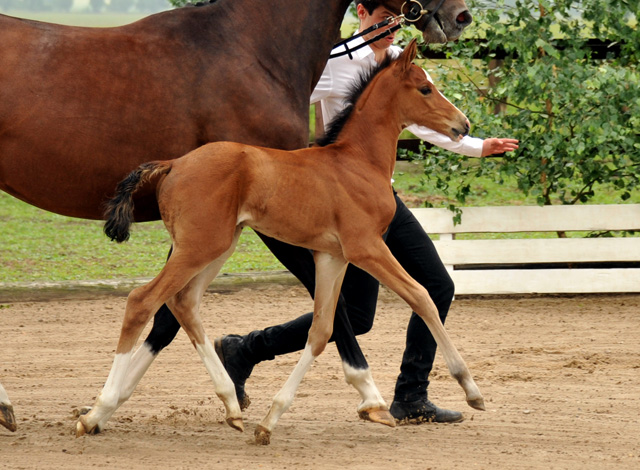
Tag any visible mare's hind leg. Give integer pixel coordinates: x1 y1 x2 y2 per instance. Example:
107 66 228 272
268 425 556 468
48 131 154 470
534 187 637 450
347 237 485 411
255 251 348 445
0 382 17 432
76 247 226 437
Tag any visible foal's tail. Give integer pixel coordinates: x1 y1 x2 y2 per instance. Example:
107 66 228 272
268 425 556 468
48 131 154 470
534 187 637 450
103 161 172 243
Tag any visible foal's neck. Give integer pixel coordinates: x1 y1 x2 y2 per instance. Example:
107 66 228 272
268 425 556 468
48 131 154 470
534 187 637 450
334 89 403 181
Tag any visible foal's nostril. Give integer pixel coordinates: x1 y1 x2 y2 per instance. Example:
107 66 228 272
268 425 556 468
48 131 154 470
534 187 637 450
456 11 473 27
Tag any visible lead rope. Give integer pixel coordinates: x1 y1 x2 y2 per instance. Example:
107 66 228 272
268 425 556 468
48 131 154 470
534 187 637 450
329 19 404 59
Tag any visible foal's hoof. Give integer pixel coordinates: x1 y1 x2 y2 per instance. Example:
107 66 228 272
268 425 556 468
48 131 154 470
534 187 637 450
254 424 271 445
75 419 88 437
75 416 100 437
226 417 244 432
0 404 17 432
467 396 486 411
358 406 396 427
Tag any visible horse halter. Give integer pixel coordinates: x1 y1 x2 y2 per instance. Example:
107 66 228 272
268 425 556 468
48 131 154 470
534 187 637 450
402 0 447 24
329 0 448 59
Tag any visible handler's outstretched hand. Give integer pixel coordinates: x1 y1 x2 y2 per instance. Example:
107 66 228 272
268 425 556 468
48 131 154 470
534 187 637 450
481 138 519 157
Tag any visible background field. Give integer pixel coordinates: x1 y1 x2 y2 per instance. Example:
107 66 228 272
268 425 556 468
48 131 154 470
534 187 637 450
2 10 154 26
1 10 637 284
2 160 638 283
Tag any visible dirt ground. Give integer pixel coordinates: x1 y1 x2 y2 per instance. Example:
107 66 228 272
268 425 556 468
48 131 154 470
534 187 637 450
1 283 639 470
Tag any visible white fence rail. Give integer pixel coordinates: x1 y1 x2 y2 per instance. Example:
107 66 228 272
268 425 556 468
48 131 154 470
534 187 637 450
409 204 640 295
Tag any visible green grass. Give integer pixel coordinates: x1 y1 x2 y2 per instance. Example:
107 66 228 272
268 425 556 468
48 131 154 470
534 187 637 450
5 10 154 27
3 162 636 283
0 192 285 283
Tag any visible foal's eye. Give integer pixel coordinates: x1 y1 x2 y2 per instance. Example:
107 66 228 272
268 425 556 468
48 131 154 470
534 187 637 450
420 87 431 96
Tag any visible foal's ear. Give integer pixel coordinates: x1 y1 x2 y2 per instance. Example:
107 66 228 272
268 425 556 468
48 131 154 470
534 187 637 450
399 38 418 74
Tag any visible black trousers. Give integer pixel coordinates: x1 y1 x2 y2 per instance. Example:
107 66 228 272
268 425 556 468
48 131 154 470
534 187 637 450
247 193 454 403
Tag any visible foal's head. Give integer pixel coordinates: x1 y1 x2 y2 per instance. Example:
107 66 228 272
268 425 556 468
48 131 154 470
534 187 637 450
386 38 469 141
318 39 469 147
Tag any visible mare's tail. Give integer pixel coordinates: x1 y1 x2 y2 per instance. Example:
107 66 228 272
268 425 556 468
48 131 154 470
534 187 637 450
103 161 172 243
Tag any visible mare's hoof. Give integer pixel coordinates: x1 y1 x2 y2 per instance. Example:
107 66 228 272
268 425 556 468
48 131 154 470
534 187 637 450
226 417 244 432
0 404 17 432
254 424 271 445
467 396 486 411
358 406 396 427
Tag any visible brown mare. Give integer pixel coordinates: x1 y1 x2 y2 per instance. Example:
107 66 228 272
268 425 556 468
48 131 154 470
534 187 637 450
0 0 473 432
77 40 485 445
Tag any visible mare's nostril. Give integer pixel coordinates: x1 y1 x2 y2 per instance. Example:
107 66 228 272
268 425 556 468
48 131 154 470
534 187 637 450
456 11 473 27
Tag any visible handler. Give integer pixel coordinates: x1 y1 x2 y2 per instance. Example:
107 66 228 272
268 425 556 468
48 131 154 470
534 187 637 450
216 0 518 424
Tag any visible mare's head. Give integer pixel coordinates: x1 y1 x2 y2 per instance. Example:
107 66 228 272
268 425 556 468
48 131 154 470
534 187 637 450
376 0 472 43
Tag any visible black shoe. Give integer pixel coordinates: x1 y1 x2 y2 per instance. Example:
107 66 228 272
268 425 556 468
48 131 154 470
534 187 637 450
214 335 254 410
390 398 464 424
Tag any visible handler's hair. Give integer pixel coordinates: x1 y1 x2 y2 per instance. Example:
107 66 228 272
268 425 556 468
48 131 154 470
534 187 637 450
355 0 385 15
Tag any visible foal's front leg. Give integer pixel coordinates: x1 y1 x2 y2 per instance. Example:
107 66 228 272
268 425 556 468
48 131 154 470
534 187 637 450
255 251 348 445
258 233 391 425
348 237 485 412
332 307 393 427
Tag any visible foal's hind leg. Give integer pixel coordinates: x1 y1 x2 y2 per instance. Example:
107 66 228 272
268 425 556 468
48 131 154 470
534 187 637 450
255 251 348 445
76 249 224 437
83 246 180 432
164 228 244 431
83 308 174 433
89 228 244 433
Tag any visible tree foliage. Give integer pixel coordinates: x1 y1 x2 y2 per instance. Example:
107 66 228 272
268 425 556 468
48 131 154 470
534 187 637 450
405 0 639 209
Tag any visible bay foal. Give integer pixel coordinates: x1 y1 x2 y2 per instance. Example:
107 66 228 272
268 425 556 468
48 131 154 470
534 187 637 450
77 40 484 444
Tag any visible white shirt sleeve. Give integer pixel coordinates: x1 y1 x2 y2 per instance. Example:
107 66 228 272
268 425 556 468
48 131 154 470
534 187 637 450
310 61 333 105
406 124 484 157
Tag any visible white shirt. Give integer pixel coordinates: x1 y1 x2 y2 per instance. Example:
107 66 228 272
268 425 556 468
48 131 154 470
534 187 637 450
310 36 484 157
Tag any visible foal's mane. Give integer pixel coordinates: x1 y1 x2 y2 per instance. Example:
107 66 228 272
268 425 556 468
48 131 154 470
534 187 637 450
316 53 395 147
